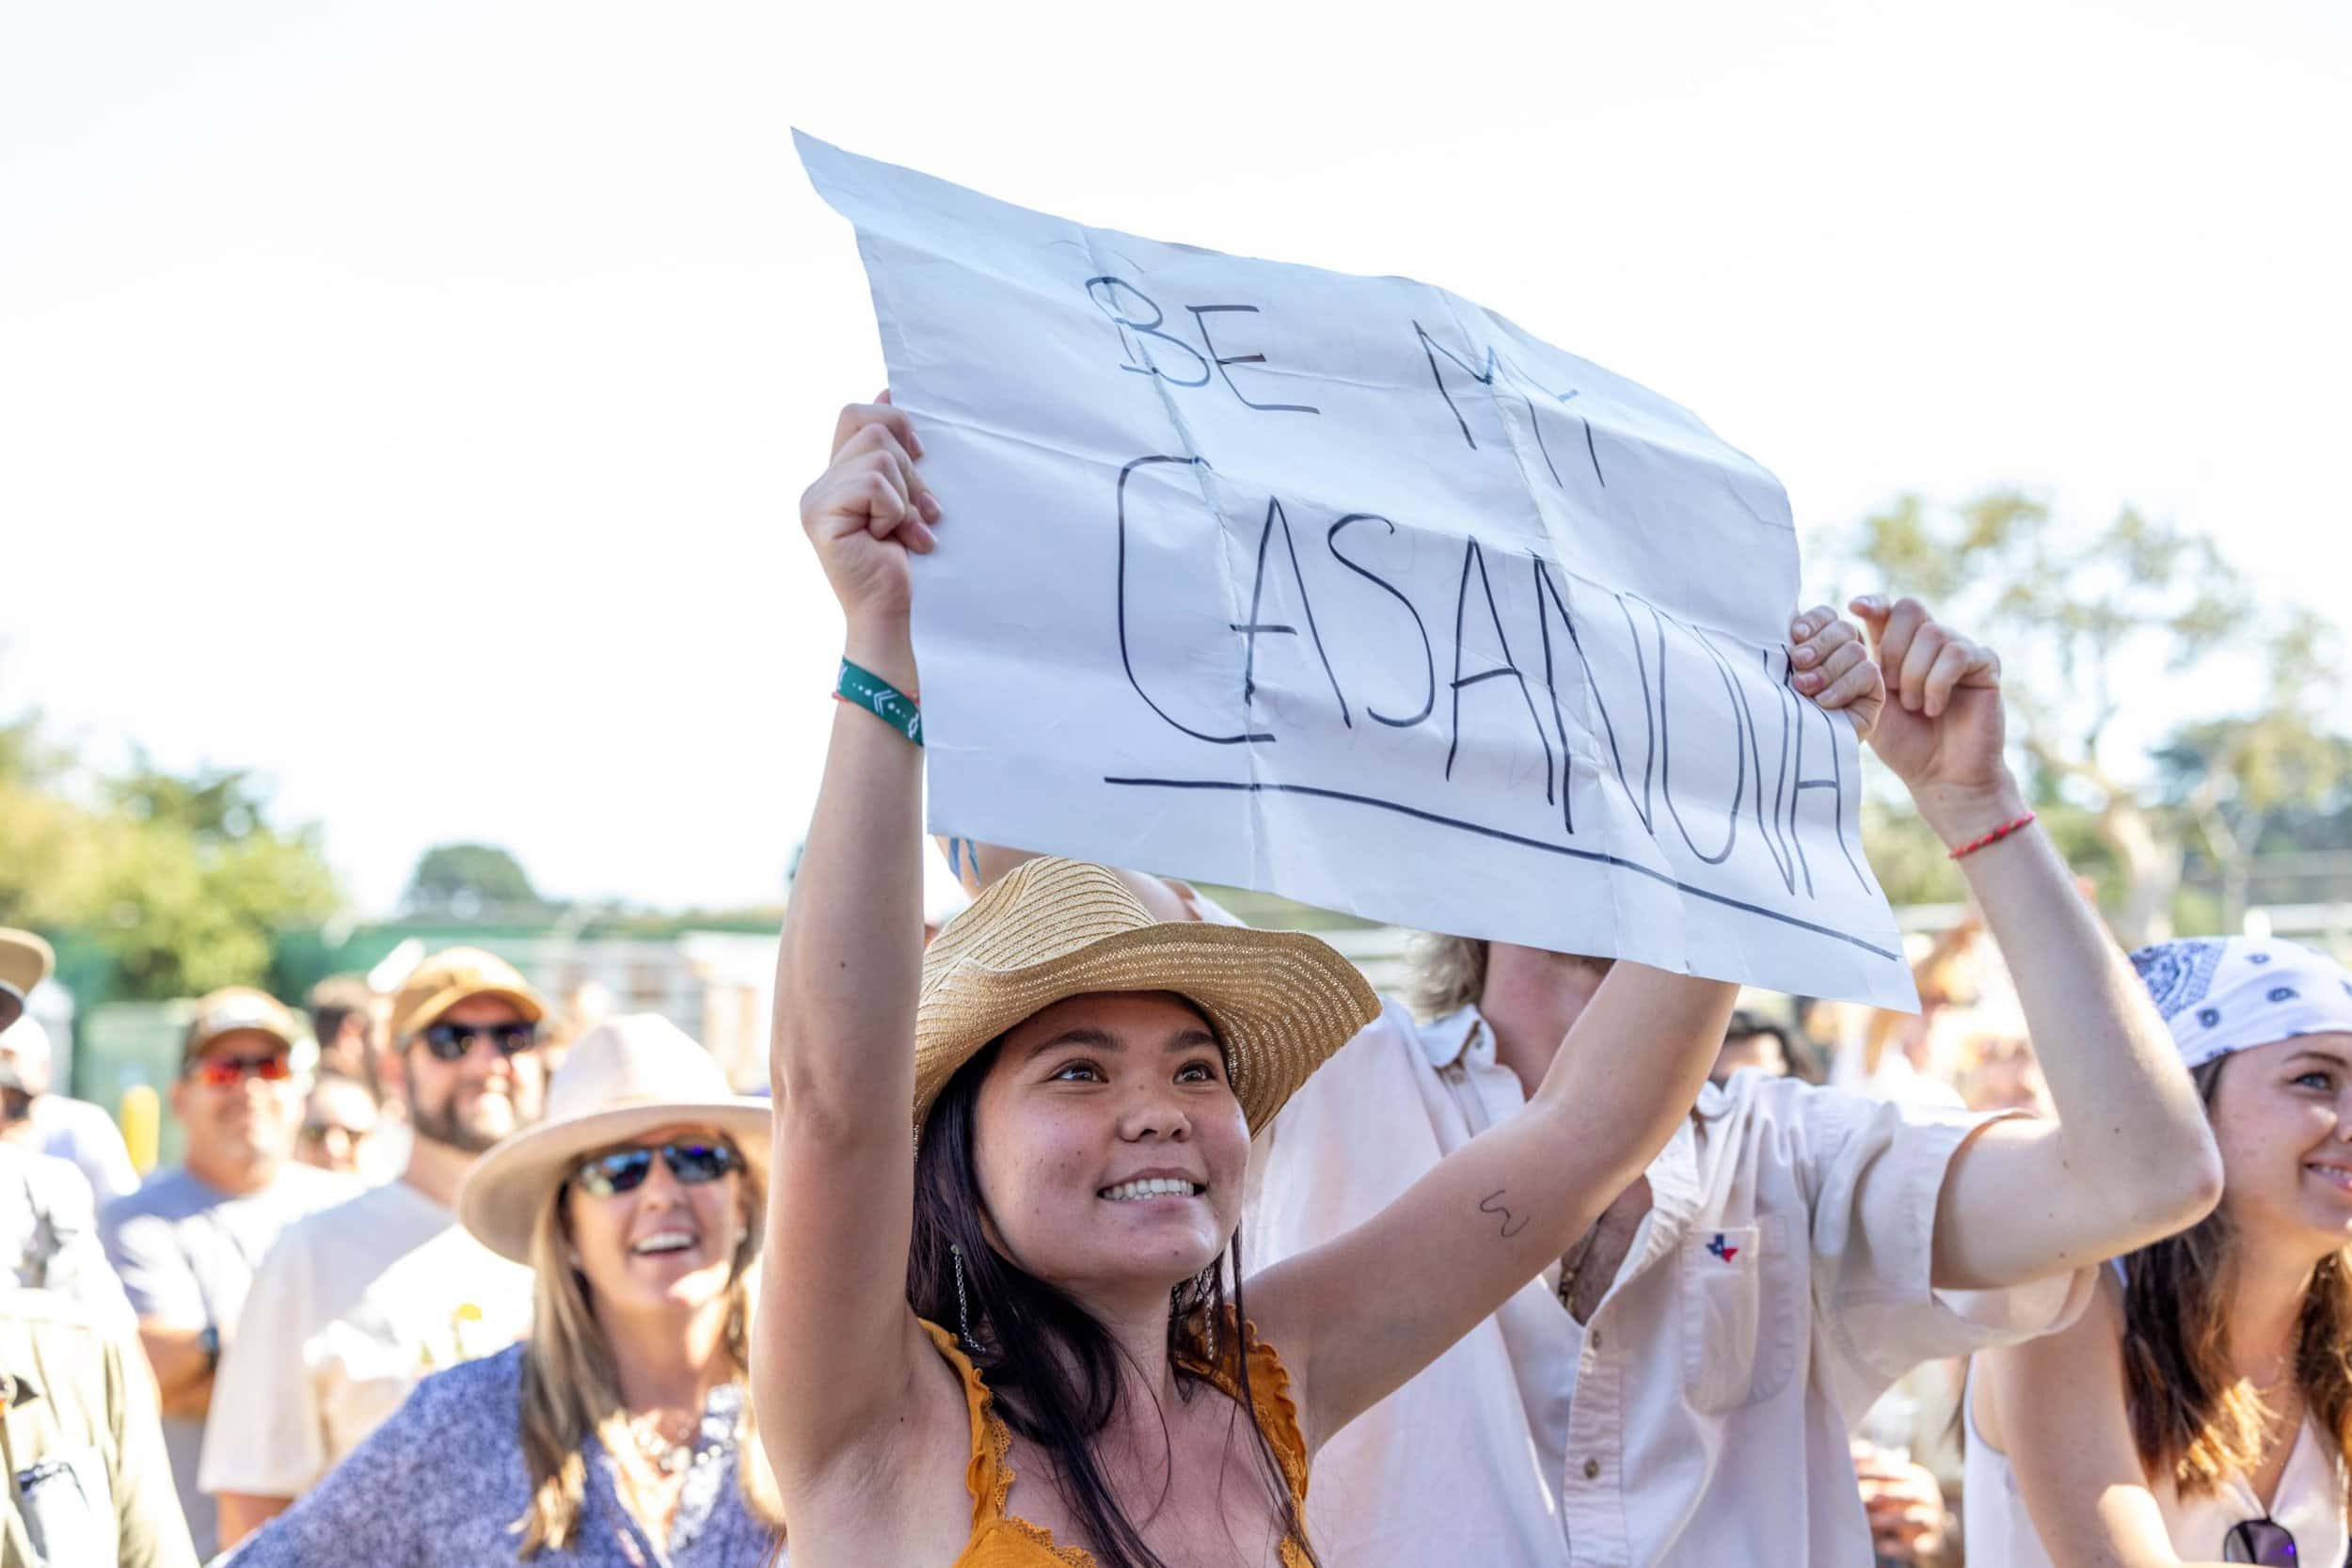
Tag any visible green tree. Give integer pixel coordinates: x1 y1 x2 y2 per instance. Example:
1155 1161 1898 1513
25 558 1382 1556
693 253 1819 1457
1821 490 2344 942
0 734 342 999
2153 609 2351 928
403 842 544 918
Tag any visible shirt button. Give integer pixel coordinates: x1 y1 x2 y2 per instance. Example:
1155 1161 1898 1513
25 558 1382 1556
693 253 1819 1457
1582 1458 1601 1481
1589 1329 1602 1351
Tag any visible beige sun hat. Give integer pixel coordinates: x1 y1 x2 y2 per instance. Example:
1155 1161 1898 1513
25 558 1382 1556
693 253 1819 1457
457 1013 771 1264
0 929 54 1032
913 858 1378 1138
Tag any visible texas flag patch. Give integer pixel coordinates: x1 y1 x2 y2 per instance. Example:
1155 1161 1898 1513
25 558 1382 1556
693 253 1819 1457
1704 1232 1740 1263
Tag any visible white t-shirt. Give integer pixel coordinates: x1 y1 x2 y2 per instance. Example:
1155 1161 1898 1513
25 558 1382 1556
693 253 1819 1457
197 1176 533 1500
102 1163 357 1556
1245 998 2094 1568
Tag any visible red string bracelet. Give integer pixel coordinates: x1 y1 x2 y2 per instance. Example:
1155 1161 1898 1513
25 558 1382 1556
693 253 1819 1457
1948 812 2036 861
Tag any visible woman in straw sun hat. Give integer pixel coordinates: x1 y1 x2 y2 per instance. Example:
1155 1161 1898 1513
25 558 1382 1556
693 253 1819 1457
755 396 1750 1568
1967 937 2352 1568
222 1014 787 1566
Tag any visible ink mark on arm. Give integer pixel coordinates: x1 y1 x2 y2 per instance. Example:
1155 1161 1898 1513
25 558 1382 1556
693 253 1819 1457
1479 1190 1532 1240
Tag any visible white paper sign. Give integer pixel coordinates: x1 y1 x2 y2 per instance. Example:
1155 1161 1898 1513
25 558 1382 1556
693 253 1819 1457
800 133 1915 1008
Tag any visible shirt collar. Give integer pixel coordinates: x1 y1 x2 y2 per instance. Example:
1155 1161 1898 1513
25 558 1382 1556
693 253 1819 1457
1417 1006 1487 1071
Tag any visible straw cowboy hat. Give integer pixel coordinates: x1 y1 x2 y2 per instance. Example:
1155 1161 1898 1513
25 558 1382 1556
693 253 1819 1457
458 1013 771 1264
914 858 1378 1138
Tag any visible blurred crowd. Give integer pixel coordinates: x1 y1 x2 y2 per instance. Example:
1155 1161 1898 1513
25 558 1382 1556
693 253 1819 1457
0 882 2344 1566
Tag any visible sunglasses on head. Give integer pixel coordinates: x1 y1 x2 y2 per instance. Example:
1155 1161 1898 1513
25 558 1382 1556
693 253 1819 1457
418 1020 538 1062
2224 1516 2297 1564
570 1139 742 1198
188 1053 294 1088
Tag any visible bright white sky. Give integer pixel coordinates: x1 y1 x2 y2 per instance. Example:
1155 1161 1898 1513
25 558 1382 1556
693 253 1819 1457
4 1 2345 914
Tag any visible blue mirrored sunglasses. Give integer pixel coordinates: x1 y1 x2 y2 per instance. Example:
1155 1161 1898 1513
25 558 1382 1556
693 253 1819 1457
569 1139 742 1198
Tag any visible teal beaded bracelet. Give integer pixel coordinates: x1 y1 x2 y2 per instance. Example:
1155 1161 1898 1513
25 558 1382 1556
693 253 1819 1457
835 657 923 747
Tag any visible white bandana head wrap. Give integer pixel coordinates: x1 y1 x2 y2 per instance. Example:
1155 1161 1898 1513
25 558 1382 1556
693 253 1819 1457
2128 936 2352 1069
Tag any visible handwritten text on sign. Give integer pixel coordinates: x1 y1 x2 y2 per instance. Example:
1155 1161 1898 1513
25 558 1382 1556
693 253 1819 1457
799 133 1914 1007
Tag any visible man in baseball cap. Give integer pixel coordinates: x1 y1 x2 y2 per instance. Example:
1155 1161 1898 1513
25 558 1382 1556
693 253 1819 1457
202 947 548 1547
102 985 351 1557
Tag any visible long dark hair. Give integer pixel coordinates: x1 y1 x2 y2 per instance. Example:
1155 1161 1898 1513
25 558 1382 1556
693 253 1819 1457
907 1039 1319 1568
2120 1054 2352 1492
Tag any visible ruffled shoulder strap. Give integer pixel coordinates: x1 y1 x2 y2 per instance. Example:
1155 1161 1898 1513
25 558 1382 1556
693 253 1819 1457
1178 1308 1309 1507
918 1318 1017 1528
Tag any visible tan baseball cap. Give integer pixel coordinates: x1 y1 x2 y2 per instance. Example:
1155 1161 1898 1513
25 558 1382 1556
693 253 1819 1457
183 987 315 1068
390 946 547 1042
0 930 54 1033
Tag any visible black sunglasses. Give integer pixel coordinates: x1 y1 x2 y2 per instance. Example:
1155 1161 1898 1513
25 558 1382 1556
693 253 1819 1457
418 1020 539 1062
2225 1515 2298 1565
570 1139 743 1198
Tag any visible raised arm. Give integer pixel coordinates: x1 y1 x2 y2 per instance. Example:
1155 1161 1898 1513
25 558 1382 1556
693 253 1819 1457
754 396 946 1479
1850 597 2224 1291
1978 1281 2232 1568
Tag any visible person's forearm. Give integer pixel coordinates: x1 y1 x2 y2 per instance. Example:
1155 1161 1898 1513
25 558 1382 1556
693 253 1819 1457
1926 773 2220 1236
772 619 926 1125
1533 964 1737 1194
135 1323 214 1418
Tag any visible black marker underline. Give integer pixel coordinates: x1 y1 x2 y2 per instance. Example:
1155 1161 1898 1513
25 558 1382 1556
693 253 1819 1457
1100 775 1900 961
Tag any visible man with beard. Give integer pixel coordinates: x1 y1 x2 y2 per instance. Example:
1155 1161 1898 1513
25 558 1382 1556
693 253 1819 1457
101 988 355 1559
199 949 546 1547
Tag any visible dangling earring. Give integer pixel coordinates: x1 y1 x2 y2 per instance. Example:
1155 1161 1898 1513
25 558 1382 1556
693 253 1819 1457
1196 1262 1219 1363
949 1243 977 1353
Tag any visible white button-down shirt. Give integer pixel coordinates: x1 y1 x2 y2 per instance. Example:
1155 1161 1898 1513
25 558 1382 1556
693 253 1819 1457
1246 998 2093 1567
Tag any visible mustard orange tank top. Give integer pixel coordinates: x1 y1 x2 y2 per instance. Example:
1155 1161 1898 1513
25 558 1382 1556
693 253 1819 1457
917 1315 1313 1568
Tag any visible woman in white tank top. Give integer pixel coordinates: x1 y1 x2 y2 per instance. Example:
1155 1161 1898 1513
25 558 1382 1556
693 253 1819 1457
1965 936 2352 1567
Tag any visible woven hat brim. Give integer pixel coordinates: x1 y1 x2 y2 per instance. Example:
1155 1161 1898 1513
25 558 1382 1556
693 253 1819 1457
456 1099 771 1264
914 922 1377 1138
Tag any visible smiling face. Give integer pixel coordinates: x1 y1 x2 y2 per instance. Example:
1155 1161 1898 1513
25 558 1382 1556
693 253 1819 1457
171 1028 305 1179
403 994 547 1155
563 1121 748 1323
969 990 1248 1302
2208 1033 2352 1255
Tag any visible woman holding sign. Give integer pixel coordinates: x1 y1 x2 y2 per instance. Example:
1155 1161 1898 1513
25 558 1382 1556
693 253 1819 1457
751 396 1867 1568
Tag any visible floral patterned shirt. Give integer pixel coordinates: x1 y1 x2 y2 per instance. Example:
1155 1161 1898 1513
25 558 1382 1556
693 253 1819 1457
221 1344 780 1567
